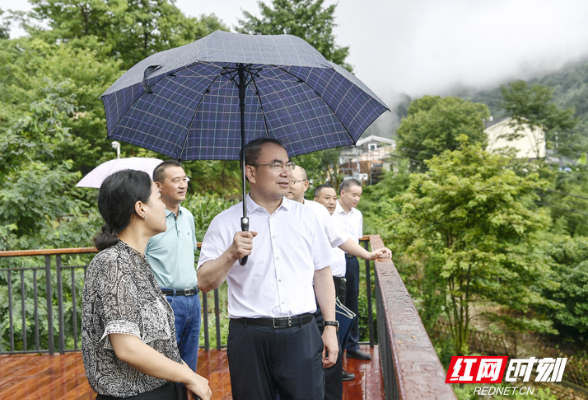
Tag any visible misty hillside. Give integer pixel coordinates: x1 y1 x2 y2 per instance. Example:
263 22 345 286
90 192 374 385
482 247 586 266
455 57 588 156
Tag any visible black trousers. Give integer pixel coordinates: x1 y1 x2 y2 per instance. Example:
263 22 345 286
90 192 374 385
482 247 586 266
344 256 361 352
227 318 324 400
313 276 347 400
96 381 186 400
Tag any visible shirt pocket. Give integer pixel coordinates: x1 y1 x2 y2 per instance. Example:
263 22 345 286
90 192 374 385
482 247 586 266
140 298 172 344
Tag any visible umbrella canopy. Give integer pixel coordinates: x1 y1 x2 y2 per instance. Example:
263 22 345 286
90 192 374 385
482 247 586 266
76 157 164 188
100 31 389 265
100 30 389 161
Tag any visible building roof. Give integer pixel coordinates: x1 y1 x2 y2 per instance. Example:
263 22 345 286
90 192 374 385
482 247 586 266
356 135 396 147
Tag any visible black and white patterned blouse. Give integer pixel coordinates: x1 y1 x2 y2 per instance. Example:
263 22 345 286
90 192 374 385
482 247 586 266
82 240 183 397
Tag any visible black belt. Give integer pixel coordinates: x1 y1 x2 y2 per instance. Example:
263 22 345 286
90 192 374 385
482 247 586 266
333 276 346 284
345 254 357 259
161 287 199 296
232 313 314 329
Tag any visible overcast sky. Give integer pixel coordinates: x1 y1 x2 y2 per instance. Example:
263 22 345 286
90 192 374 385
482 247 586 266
2 0 588 130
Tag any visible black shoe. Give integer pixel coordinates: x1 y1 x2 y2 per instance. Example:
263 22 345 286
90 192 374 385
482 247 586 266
346 349 372 360
342 370 356 381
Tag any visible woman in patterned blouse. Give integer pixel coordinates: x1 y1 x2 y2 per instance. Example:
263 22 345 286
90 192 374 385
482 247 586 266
82 170 211 400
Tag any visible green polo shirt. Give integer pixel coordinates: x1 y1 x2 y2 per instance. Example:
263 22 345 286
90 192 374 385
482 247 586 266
146 206 198 289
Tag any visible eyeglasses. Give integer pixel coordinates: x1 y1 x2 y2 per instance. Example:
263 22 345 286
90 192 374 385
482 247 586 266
290 179 307 185
253 161 297 171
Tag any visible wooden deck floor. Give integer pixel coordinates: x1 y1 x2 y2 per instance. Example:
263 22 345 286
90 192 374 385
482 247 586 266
0 345 383 400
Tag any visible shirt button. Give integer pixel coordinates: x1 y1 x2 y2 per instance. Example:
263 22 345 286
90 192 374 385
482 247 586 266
281 302 284 305
276 256 280 260
279 279 282 282
272 235 275 239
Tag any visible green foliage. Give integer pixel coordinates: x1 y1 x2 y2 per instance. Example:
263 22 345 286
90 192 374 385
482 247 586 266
391 137 560 355
459 60 588 158
542 234 588 336
183 194 239 242
0 8 9 39
499 80 578 156
396 96 490 169
28 0 229 69
237 0 352 70
292 148 342 197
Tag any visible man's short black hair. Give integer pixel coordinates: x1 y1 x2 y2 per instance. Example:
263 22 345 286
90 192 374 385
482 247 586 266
243 138 286 166
339 178 361 193
153 160 183 183
314 183 334 198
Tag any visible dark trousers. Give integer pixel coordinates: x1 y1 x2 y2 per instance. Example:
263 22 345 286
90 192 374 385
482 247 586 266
344 256 360 352
313 276 347 400
96 381 186 399
227 318 324 400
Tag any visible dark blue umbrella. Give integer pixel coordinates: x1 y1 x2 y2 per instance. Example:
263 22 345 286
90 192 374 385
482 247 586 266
100 30 388 263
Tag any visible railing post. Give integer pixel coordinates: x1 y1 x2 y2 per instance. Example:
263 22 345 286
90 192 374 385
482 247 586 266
71 268 79 350
20 270 26 351
56 254 65 354
363 239 375 348
45 255 54 355
8 270 14 352
202 292 209 352
33 269 40 351
214 288 221 351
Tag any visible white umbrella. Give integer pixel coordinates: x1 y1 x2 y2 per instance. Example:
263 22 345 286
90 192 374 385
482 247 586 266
76 157 165 188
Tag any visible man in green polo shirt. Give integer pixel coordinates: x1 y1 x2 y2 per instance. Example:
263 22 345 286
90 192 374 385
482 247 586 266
146 160 201 371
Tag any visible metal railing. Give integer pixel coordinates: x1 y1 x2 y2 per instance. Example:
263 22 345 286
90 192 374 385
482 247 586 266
371 234 457 400
0 236 456 399
0 248 96 354
0 245 230 354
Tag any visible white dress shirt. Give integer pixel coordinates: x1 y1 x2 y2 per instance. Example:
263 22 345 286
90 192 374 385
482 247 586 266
333 200 363 243
304 200 348 277
198 194 335 319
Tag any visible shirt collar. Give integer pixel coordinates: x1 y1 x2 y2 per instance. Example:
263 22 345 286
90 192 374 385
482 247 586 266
336 200 353 215
246 193 290 215
165 208 182 218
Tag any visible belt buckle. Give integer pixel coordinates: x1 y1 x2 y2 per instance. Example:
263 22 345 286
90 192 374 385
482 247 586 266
184 288 194 296
272 318 279 329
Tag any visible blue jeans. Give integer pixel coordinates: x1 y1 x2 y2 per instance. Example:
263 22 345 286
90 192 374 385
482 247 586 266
164 291 201 371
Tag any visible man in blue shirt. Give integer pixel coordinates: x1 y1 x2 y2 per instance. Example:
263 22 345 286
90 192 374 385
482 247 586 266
146 160 200 371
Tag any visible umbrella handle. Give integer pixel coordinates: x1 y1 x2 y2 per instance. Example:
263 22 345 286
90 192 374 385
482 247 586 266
239 217 249 266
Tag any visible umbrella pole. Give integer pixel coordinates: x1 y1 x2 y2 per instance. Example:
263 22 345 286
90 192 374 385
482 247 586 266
238 63 249 266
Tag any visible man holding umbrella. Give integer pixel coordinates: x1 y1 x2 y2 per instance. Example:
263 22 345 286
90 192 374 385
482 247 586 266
197 138 338 400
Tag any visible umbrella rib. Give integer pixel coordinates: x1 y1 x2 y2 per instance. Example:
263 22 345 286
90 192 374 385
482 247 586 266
178 64 227 160
273 66 356 144
249 74 271 138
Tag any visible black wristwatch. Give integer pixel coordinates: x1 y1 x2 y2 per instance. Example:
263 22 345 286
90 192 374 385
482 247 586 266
323 320 339 331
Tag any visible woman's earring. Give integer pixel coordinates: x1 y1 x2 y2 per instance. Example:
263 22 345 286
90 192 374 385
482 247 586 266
143 214 146 219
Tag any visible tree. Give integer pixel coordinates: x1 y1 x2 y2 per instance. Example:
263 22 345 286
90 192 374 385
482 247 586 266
396 96 490 170
0 37 123 174
292 148 342 196
237 0 351 71
28 0 229 69
499 80 578 158
391 136 559 355
0 8 10 40
542 233 588 338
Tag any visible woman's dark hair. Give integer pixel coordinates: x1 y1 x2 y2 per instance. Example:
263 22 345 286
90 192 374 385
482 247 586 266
94 170 152 251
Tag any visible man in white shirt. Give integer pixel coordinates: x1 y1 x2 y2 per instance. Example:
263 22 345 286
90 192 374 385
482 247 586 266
333 179 371 361
197 138 338 400
287 168 390 397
